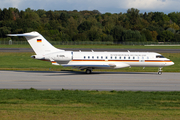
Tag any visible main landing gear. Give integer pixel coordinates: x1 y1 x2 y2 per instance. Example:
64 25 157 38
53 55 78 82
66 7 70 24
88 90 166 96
158 67 163 75
85 69 92 74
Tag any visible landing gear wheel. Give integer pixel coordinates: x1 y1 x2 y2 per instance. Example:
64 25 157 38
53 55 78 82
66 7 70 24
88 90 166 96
158 71 162 75
158 67 163 75
86 69 92 74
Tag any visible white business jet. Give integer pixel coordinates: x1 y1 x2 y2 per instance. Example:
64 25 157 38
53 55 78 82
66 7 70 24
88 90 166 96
8 31 174 75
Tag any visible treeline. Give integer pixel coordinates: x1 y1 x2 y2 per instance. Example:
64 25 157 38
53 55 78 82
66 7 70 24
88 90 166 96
1 7 180 42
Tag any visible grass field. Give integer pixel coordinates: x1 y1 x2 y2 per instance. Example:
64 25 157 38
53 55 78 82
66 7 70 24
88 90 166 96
0 89 180 120
0 52 179 72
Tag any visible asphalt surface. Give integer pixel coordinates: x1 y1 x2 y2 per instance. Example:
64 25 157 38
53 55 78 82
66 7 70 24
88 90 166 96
0 70 180 91
0 48 180 53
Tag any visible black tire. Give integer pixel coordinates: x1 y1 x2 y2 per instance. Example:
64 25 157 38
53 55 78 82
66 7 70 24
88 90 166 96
158 71 162 75
86 69 92 74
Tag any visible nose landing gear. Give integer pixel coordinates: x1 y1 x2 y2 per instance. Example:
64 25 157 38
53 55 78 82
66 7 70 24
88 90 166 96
158 67 163 75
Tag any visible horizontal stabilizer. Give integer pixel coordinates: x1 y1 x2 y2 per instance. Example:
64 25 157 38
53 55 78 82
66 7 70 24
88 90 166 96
7 32 39 37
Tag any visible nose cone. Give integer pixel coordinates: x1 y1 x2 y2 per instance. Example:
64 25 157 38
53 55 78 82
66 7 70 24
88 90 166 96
166 61 174 66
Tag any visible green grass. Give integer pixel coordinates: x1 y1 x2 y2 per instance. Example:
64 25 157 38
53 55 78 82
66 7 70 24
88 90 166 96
0 52 179 72
0 89 180 120
1 44 180 49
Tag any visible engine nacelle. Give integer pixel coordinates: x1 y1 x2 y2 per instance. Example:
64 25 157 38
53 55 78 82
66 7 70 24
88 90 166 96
31 55 45 60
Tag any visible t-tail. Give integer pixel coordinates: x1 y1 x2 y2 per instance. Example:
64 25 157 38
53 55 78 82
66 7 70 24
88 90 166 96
7 31 64 56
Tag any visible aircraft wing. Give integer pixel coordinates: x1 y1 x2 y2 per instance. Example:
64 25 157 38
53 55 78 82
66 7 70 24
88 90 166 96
61 62 130 69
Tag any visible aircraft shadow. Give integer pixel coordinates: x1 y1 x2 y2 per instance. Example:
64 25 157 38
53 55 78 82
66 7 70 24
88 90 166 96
46 71 157 76
9 70 157 76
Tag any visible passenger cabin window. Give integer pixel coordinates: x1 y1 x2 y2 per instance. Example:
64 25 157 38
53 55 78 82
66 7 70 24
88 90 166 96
133 57 135 59
84 56 86 59
115 57 117 59
88 56 90 59
119 57 121 59
128 57 130 59
97 56 99 59
106 56 108 59
156 55 165 58
92 56 94 59
101 56 103 59
111 57 113 59
124 57 126 59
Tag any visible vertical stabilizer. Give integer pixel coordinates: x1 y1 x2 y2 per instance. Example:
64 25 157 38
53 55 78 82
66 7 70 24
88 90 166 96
7 31 64 55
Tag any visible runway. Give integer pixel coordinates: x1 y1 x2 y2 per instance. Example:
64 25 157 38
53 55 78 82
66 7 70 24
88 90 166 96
0 70 180 91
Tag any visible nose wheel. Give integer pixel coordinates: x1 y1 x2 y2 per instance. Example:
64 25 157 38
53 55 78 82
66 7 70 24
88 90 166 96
158 71 162 75
158 67 163 75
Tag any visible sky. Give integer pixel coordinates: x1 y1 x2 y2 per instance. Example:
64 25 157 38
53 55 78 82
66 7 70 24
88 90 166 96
0 0 180 14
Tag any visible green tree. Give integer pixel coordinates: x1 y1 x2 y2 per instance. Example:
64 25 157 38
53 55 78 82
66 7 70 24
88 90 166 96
141 29 153 41
152 12 164 22
101 34 113 42
36 9 46 17
88 26 102 41
150 31 158 41
174 34 180 42
92 10 101 15
110 26 124 42
46 10 55 20
166 28 176 34
0 27 11 37
127 8 140 25
1 8 13 20
159 30 174 42
168 12 180 24
78 21 92 33
169 23 180 30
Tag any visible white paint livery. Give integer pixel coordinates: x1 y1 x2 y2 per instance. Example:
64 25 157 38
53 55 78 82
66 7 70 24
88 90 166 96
7 32 174 74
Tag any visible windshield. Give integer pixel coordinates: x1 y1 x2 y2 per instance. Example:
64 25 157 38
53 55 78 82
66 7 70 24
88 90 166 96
156 55 165 58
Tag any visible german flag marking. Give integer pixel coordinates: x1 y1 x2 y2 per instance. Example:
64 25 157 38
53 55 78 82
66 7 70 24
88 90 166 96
37 39 42 42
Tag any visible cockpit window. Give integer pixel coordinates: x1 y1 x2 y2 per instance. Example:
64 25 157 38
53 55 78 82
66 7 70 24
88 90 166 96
156 55 165 58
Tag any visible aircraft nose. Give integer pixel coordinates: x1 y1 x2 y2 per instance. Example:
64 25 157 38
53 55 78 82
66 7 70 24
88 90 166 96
167 61 174 66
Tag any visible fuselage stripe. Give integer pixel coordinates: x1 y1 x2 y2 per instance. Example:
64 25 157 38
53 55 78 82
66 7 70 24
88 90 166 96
71 60 172 62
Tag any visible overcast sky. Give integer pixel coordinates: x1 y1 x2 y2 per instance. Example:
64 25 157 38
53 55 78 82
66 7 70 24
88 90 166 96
1 0 180 14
